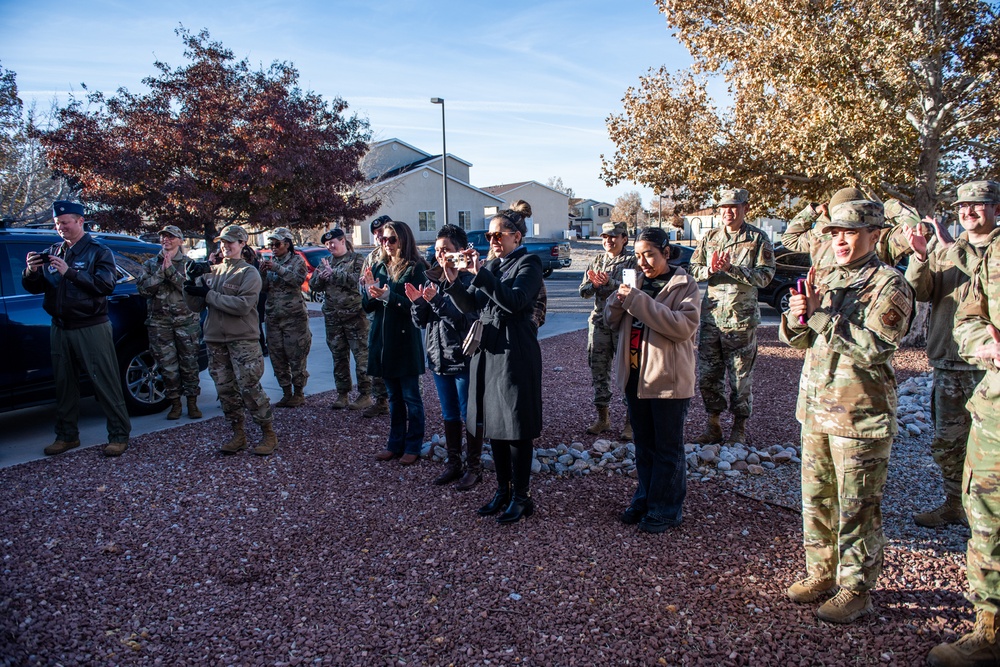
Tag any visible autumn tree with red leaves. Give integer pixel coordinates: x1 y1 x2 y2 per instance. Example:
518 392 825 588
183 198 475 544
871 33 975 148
41 28 379 242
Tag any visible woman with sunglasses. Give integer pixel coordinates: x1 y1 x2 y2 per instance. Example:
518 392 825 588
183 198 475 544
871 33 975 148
407 224 481 489
260 227 311 408
444 200 543 524
605 227 700 533
362 221 428 465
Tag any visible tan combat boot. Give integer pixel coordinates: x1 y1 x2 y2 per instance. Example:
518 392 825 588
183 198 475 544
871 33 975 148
44 439 81 456
330 393 350 410
253 422 278 456
275 386 293 408
220 420 247 453
787 574 837 603
166 397 183 420
815 588 873 624
586 406 611 435
693 413 723 445
725 416 748 445
362 397 389 418
187 396 202 419
348 395 373 411
103 440 128 457
914 494 968 528
928 609 1000 666
284 386 305 408
620 419 633 442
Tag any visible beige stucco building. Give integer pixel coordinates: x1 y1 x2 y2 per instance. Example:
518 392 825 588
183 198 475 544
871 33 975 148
480 181 571 240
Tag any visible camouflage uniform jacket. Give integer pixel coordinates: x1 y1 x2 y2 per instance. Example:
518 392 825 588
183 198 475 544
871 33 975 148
689 223 775 329
183 258 262 343
905 228 1000 371
137 249 199 326
262 251 307 319
309 251 364 319
782 203 917 269
955 235 1000 418
779 252 914 438
579 250 637 323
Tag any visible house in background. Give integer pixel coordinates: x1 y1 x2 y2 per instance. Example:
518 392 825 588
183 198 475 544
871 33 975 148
356 139 505 245
570 199 615 238
480 181 570 239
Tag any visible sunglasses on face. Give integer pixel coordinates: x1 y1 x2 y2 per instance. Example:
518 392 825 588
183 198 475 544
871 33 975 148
382 236 398 245
484 231 514 242
267 241 283 247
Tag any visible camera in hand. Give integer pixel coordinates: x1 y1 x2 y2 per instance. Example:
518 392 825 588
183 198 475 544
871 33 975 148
37 251 51 263
185 260 212 282
444 252 469 269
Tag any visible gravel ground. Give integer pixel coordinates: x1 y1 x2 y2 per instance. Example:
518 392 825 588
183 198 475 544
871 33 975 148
0 327 974 666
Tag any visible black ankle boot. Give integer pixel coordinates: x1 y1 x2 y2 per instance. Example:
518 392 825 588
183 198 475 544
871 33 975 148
477 483 511 516
497 491 534 524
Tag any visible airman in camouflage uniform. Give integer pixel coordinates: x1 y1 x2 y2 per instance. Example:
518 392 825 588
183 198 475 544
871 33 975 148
137 225 203 420
904 182 1000 532
309 228 372 410
689 188 775 445
183 225 277 455
580 221 636 436
928 183 1000 667
261 227 311 408
359 215 391 417
780 199 914 625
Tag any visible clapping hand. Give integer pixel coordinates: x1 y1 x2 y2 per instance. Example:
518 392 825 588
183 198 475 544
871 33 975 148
929 216 955 249
710 250 731 274
403 283 423 302
904 222 929 260
422 283 438 301
588 270 609 287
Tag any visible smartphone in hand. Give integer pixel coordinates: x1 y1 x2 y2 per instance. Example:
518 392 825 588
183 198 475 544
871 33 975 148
622 269 637 288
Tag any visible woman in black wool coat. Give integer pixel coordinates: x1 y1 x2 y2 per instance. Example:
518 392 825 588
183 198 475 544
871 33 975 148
444 199 543 525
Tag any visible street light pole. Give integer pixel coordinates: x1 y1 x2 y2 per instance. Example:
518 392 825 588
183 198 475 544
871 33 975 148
430 97 448 227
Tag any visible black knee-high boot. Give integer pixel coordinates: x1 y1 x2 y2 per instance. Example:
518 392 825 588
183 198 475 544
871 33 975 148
498 439 534 524
478 439 511 516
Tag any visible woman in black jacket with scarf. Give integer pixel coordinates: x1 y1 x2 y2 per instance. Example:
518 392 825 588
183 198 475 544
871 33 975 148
444 200 543 524
407 225 481 489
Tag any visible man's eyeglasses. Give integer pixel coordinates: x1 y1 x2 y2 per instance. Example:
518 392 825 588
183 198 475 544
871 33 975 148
382 236 399 245
484 231 514 242
959 202 991 212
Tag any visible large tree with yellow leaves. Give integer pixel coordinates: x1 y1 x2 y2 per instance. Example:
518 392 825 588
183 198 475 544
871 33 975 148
602 0 1000 218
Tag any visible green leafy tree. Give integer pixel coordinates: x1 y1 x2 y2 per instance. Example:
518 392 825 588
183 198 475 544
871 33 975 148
41 28 379 241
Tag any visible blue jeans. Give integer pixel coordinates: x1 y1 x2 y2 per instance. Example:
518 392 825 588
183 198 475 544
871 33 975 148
625 377 690 527
432 371 469 423
384 375 425 455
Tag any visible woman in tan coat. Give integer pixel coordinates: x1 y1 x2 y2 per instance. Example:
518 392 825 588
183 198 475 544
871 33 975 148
605 227 701 532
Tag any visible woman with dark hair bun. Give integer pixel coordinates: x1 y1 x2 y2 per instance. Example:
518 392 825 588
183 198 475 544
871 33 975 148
445 199 543 524
407 224 481 488
362 220 428 465
604 226 701 533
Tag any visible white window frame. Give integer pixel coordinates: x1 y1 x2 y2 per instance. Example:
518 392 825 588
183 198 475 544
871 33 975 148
418 210 436 232
458 210 473 230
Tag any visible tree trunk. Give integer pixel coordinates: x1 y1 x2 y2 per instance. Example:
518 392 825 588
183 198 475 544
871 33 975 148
902 301 929 348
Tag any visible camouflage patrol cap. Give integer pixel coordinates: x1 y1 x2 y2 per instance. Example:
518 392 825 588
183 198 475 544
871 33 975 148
955 180 1000 205
601 221 628 237
822 200 886 233
883 199 921 229
718 188 749 206
158 225 184 239
215 224 249 243
829 187 866 209
267 227 294 243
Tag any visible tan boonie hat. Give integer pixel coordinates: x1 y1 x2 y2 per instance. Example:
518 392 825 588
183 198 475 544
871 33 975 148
822 200 886 233
601 221 627 236
215 224 249 243
158 225 183 239
955 181 1000 205
267 227 294 243
718 188 749 206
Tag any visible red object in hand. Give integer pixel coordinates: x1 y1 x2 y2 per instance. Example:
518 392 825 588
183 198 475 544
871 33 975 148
797 278 807 325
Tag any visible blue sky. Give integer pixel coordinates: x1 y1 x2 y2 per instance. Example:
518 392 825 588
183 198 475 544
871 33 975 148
1 0 694 206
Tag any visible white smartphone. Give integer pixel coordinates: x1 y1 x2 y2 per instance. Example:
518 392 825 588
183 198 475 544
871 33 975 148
622 269 637 288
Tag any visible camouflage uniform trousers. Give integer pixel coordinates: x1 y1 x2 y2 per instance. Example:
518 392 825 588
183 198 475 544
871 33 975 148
325 313 371 395
931 367 985 497
800 429 892 591
265 312 312 389
963 418 1000 614
698 322 757 417
207 340 273 425
588 316 619 407
149 320 202 399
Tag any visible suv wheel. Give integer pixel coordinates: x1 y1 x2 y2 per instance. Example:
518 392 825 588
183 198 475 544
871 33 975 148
119 342 168 415
775 287 793 313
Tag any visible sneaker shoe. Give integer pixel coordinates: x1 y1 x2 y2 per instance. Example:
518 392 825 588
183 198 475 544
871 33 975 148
815 589 873 624
44 439 81 456
787 575 837 603
103 441 128 457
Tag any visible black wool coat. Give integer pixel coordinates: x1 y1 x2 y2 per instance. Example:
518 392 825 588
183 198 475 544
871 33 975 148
446 246 543 441
362 260 426 379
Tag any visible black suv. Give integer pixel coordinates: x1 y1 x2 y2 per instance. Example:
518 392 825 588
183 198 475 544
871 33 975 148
0 227 208 415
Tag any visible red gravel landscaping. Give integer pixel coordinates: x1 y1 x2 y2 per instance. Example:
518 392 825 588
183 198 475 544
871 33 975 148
0 327 968 666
